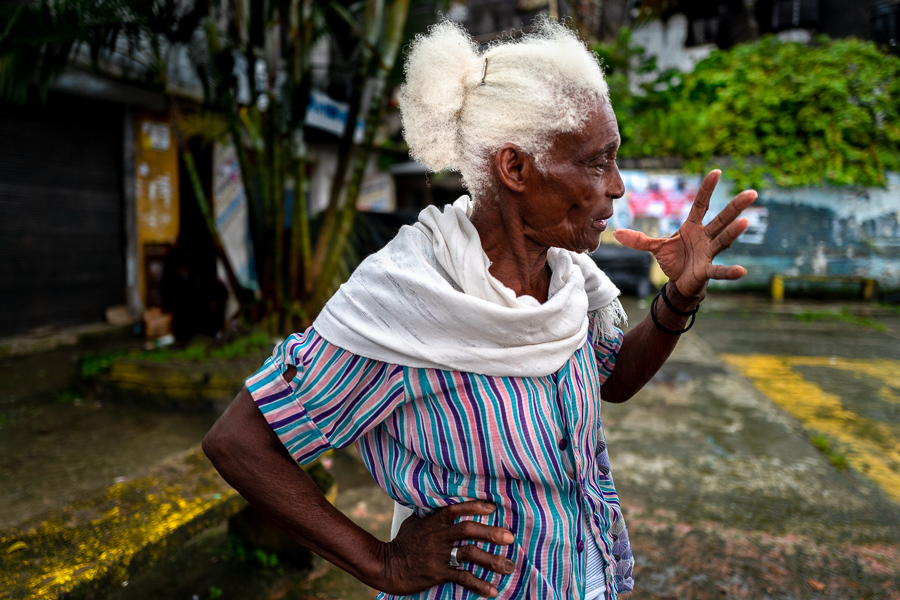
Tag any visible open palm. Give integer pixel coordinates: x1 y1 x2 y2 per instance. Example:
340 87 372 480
613 170 757 299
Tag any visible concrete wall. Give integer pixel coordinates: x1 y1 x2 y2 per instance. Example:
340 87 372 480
709 173 900 290
630 15 715 82
613 170 900 290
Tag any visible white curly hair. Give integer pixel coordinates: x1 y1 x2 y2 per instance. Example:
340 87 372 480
398 18 610 201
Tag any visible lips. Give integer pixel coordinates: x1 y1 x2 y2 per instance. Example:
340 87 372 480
592 219 608 232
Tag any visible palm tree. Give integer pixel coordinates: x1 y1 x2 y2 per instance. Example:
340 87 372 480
0 0 411 333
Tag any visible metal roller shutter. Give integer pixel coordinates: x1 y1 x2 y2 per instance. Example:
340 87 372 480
0 94 125 337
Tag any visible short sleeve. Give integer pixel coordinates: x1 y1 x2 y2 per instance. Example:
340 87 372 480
590 322 624 385
246 327 405 465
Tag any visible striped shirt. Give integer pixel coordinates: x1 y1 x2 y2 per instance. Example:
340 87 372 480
247 324 634 599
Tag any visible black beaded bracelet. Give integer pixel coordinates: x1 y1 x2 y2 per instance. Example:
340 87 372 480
650 291 696 335
659 282 700 317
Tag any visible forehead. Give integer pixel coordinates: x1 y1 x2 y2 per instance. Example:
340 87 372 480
550 103 620 158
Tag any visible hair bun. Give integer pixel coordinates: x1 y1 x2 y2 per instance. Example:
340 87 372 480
399 21 482 172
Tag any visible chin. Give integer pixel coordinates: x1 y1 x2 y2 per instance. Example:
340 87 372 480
547 229 600 253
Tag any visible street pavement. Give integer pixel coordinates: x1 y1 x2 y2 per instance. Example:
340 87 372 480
602 295 900 600
106 293 900 600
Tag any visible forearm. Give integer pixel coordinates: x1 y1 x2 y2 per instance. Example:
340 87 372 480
601 284 703 402
202 386 385 584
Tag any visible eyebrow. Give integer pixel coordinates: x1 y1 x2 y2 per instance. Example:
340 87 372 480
586 139 620 161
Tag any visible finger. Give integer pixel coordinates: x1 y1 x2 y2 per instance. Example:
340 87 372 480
710 218 749 256
686 169 721 225
705 189 757 238
452 569 499 598
456 544 516 575
440 500 497 524
455 520 515 545
707 263 747 280
613 228 665 252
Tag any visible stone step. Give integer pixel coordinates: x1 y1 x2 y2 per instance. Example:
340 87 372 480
94 355 266 412
0 448 245 600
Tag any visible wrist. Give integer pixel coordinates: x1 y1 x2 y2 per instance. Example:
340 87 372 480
667 280 705 312
356 538 392 589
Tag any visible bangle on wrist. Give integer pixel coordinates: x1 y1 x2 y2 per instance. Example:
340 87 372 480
650 290 696 335
660 282 700 316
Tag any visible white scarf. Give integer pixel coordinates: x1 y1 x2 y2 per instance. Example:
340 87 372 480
314 196 627 378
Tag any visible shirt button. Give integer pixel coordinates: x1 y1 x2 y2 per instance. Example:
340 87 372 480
576 539 585 553
558 438 569 451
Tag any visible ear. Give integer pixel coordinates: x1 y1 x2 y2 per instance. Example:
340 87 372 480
494 143 537 193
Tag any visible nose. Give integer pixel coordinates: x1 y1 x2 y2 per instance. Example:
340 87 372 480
607 163 624 200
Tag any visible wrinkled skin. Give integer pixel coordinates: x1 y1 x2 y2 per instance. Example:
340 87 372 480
379 500 515 597
203 101 756 598
614 169 756 298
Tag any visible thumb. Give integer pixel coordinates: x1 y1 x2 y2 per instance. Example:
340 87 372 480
614 228 662 252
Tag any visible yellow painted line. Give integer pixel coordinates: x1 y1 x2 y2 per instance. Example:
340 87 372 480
880 386 900 406
785 356 900 408
783 356 900 390
721 354 900 505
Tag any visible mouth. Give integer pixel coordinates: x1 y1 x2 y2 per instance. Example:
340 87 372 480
591 218 610 232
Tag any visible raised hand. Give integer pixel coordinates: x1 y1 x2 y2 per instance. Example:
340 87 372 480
376 500 516 598
613 170 757 299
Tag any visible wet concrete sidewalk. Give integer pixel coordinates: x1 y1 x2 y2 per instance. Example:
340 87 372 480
123 295 899 600
601 296 900 599
4 295 900 599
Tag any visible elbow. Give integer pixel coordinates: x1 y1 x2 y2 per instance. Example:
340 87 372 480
202 425 228 471
600 381 637 404
202 416 243 476
203 386 256 471
601 391 633 404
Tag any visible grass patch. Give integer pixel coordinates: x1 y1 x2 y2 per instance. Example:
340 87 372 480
809 434 848 470
209 333 272 360
79 354 119 380
58 389 82 405
877 302 900 315
793 307 887 332
143 333 271 362
219 535 283 572
77 334 273 381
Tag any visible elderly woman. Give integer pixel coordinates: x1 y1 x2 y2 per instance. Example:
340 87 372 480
203 19 756 600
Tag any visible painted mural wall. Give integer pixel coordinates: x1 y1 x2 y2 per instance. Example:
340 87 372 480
611 171 900 290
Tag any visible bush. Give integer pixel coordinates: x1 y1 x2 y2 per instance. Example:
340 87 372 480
596 33 900 191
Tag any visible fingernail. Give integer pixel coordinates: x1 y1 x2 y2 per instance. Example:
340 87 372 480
484 501 497 511
502 532 514 544
490 587 499 597
504 560 515 573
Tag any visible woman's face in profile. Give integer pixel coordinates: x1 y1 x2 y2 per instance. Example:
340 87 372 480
519 102 625 253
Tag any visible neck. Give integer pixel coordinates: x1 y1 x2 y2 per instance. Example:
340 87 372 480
470 195 552 303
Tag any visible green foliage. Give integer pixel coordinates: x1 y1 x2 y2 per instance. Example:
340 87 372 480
207 586 223 600
221 535 281 571
595 33 900 190
208 333 272 359
1 0 414 333
58 389 82 404
0 0 207 104
809 433 848 470
141 333 272 362
79 353 118 380
77 333 271 380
